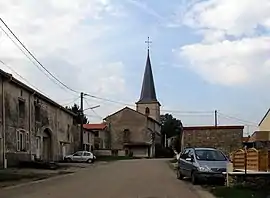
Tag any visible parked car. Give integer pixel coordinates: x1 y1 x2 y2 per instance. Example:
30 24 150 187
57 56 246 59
64 151 96 163
176 147 229 184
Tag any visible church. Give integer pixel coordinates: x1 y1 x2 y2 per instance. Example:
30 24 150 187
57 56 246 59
104 47 162 158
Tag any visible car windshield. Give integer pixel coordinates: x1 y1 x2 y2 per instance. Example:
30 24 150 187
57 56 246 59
195 149 227 161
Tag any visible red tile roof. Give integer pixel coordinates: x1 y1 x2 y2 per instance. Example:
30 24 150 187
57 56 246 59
83 123 107 130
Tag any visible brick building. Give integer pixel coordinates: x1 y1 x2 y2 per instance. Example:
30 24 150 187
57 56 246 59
0 69 79 167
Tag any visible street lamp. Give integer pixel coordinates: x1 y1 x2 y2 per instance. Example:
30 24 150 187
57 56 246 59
84 105 100 111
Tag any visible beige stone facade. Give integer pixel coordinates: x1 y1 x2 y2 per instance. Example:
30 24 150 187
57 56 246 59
0 69 79 167
136 102 160 123
259 109 270 133
182 125 244 155
83 123 110 150
105 107 161 158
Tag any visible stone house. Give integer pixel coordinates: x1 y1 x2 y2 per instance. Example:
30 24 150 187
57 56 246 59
0 69 79 168
181 125 244 155
85 123 109 150
83 123 108 151
258 108 270 131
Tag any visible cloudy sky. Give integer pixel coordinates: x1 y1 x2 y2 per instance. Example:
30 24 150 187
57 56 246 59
1 0 269 134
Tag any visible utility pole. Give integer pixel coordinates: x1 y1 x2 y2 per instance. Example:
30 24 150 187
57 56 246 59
214 110 218 127
80 92 84 150
215 110 218 127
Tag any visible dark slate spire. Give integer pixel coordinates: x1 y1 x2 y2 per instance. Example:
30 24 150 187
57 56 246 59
137 49 158 104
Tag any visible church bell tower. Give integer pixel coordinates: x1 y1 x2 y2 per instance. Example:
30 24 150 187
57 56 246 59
136 37 161 122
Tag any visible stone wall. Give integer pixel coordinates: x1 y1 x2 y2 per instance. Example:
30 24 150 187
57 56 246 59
105 107 150 150
0 75 79 166
182 126 244 155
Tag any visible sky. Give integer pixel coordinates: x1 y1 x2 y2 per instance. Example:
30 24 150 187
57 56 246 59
1 0 270 135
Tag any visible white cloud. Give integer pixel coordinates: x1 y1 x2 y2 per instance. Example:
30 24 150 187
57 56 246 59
174 0 270 86
0 0 131 122
177 37 270 86
183 0 270 38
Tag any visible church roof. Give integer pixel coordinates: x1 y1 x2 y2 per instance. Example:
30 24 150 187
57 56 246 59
104 106 161 125
137 49 159 104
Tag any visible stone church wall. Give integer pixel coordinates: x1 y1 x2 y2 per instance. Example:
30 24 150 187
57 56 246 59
182 126 244 155
106 108 150 150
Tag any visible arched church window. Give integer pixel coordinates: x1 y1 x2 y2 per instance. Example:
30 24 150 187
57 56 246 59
145 107 150 116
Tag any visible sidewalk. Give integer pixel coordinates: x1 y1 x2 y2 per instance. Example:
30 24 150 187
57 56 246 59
0 162 94 188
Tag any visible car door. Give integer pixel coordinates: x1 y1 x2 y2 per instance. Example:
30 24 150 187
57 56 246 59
72 151 83 162
186 149 195 177
179 149 190 177
82 152 91 162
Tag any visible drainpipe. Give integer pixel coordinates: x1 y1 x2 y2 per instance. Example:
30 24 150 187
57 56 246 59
29 92 35 161
2 78 6 168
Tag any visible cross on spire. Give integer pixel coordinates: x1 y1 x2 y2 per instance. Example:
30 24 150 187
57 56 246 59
145 36 152 51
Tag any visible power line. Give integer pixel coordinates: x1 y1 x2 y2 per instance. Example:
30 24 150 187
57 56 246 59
61 96 80 107
84 99 103 119
0 59 49 97
0 24 74 96
218 112 258 127
0 18 79 94
83 93 214 114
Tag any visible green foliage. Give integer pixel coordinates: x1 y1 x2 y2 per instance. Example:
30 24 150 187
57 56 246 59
208 186 268 198
160 113 183 152
160 114 182 138
66 103 88 124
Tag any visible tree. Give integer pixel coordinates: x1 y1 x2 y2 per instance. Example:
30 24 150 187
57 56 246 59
66 103 88 124
161 113 183 153
161 114 182 138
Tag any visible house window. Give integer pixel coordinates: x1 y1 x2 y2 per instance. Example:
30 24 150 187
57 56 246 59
123 129 130 143
94 131 99 137
18 100 25 118
67 124 70 141
35 105 41 122
16 130 29 151
87 132 90 143
94 143 100 149
145 107 150 116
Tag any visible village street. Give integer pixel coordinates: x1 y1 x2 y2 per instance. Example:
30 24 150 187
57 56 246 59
0 159 204 198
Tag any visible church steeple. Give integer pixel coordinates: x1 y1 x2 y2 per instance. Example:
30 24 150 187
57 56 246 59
137 49 158 104
136 37 160 122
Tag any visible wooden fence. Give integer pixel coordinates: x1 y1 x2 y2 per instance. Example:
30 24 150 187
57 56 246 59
231 148 270 172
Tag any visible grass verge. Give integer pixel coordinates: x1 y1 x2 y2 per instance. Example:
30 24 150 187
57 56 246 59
206 186 269 198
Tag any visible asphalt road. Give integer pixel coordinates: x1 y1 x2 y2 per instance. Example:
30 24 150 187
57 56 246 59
0 159 202 198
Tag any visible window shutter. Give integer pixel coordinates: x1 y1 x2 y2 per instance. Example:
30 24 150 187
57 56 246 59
16 131 20 151
26 132 29 151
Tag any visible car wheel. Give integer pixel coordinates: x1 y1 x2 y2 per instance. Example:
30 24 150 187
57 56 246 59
87 159 93 163
191 172 198 185
66 158 72 162
176 168 183 180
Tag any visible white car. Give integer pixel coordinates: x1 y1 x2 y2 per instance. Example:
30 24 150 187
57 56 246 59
64 151 96 163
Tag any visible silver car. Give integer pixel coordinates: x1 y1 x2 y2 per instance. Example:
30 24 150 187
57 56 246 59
64 151 96 163
176 147 228 184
